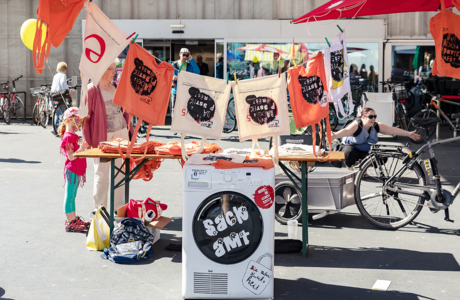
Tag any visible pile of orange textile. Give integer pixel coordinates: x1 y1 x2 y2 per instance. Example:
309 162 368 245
128 158 162 182
155 142 222 156
211 155 274 170
98 138 165 154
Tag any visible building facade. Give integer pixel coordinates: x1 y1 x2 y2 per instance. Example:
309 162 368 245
0 0 453 116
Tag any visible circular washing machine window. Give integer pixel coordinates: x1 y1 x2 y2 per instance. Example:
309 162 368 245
193 191 263 265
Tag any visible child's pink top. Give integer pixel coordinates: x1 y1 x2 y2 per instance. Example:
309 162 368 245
60 132 87 186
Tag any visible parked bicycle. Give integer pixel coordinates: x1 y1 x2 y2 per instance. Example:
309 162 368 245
51 84 80 135
354 116 460 229
408 92 460 144
0 75 25 124
380 80 411 132
223 93 237 134
30 84 52 128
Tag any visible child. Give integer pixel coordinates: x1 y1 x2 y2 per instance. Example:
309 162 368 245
58 107 90 232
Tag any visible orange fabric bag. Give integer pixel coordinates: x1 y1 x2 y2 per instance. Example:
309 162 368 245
211 155 274 170
34 0 86 74
113 43 175 161
430 0 460 79
287 52 331 158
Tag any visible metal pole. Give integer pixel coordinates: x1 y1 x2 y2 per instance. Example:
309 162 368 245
110 159 115 233
301 161 308 257
436 99 440 140
125 158 130 204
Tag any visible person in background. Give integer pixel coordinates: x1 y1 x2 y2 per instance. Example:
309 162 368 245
51 62 73 132
330 107 421 170
196 55 209 76
282 60 290 73
249 61 256 78
359 64 368 79
83 59 134 212
170 48 200 117
350 64 358 79
216 53 224 79
58 107 90 232
257 63 269 77
368 65 377 90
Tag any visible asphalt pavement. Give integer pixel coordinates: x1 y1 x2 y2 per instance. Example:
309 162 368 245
1 120 459 300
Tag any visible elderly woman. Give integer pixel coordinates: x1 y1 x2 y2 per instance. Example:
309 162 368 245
331 107 421 170
83 59 133 211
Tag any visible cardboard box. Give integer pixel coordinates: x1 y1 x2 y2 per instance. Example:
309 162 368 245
115 203 173 244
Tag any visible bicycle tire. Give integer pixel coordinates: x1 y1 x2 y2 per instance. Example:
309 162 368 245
223 106 237 133
2 97 11 124
39 100 48 128
12 96 26 121
32 103 40 125
355 152 425 230
52 104 66 135
274 181 303 225
397 104 409 130
407 109 438 144
328 105 338 131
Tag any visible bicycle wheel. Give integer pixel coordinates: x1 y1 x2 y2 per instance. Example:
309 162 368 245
355 152 425 229
223 106 237 133
12 96 26 121
32 103 40 125
407 109 438 144
52 104 66 135
39 100 48 128
2 97 11 124
329 104 338 131
274 181 302 225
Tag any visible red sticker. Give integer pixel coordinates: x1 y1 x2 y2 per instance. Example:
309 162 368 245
253 185 274 209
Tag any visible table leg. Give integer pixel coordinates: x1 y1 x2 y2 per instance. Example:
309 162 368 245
301 161 308 257
110 158 115 233
125 158 130 204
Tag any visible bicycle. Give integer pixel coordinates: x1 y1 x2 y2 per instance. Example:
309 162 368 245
407 92 460 144
354 116 460 229
373 81 409 134
51 84 80 135
0 75 25 124
223 93 237 134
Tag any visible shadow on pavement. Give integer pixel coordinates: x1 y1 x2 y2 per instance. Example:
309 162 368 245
0 158 41 164
274 278 435 300
275 245 460 271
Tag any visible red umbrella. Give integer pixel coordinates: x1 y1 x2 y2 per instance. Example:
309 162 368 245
291 0 455 24
237 44 288 54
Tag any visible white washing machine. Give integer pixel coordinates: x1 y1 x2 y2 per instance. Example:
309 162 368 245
183 163 275 300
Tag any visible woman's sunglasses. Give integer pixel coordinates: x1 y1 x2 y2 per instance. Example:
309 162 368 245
366 115 377 119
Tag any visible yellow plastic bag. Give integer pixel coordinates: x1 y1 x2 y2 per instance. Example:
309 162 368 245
86 206 111 251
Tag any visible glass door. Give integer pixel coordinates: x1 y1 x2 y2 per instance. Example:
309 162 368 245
144 42 171 63
215 39 225 80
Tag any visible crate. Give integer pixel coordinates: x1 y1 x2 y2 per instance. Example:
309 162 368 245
275 169 357 212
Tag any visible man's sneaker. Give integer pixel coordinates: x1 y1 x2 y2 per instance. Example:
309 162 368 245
65 219 87 232
75 216 90 228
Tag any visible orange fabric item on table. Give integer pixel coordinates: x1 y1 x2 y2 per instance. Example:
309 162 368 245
154 142 222 156
211 155 274 170
33 0 86 74
430 0 460 80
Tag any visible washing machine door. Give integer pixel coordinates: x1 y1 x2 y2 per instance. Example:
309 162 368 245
193 191 263 265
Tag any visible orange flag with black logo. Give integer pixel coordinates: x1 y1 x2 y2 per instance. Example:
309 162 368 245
113 42 175 160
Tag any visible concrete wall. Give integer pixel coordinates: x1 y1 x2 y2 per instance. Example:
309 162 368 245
0 0 449 116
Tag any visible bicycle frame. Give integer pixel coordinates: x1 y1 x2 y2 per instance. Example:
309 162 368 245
365 135 460 215
429 97 460 137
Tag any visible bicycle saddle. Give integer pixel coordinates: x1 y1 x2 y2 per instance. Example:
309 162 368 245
451 113 460 119
410 117 441 127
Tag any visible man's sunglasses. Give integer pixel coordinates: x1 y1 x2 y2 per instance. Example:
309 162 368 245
182 53 189 57
366 115 377 119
